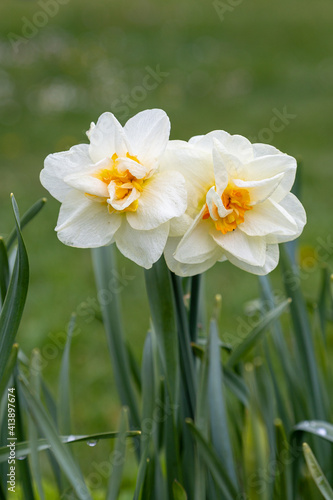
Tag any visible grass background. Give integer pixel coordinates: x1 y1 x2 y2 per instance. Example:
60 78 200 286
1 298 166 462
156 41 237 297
0 0 332 488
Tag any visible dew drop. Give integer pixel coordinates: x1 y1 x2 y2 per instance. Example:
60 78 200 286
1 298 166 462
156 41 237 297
18 455 27 460
317 428 327 437
87 439 98 447
66 435 76 443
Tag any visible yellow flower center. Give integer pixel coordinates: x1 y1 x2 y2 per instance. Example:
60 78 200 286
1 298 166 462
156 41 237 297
203 184 252 234
91 153 145 213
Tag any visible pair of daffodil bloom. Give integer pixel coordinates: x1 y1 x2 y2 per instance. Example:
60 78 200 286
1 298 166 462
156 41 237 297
40 109 306 276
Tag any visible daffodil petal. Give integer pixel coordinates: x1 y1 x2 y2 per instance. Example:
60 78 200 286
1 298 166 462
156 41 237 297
238 198 297 240
212 229 266 267
115 222 169 269
206 187 232 220
89 112 128 163
64 171 109 198
41 144 92 202
160 143 214 218
212 139 230 195
126 170 187 231
267 193 306 242
124 109 170 167
245 154 296 203
165 237 223 277
115 157 148 179
233 172 284 205
55 191 122 248
174 211 218 265
190 130 254 163
225 244 279 275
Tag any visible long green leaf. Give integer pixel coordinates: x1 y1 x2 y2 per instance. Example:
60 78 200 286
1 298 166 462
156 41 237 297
0 237 9 307
19 376 92 500
186 419 238 500
58 314 75 435
0 343 18 398
171 273 197 418
92 246 140 431
208 320 237 487
227 299 291 367
0 195 29 383
0 430 141 463
173 480 188 500
144 257 179 408
280 245 326 420
303 443 333 499
293 421 333 443
6 197 47 251
107 407 129 500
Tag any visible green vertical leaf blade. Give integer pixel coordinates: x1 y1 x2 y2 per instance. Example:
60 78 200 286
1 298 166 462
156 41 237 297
144 257 179 407
0 195 29 383
107 407 129 500
208 320 237 487
92 245 140 430
303 443 333 500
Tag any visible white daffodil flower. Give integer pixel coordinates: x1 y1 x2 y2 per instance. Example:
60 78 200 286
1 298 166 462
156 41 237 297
162 131 306 276
40 109 187 269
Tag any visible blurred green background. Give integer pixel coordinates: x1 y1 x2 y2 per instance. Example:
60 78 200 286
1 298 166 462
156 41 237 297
0 0 332 490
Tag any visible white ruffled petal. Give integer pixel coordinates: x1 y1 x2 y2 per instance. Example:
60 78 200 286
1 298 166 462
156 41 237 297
190 130 254 163
233 172 284 205
174 210 217 265
115 222 169 269
126 170 187 231
212 139 230 195
225 244 279 275
206 187 232 220
124 109 170 168
245 154 296 203
238 198 298 240
41 144 92 202
271 193 306 241
165 237 223 277
116 157 149 179
159 143 214 218
55 191 122 248
212 229 266 267
89 112 128 163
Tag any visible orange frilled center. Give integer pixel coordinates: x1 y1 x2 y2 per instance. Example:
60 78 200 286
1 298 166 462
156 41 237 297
202 184 252 234
89 152 144 213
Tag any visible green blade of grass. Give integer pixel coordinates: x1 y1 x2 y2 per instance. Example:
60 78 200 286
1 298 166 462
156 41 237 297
106 407 129 500
28 350 45 500
0 430 142 463
58 314 75 436
0 195 29 383
144 257 179 408
208 319 237 487
223 367 249 407
280 245 326 420
303 443 333 500
0 343 18 398
189 274 202 343
186 419 238 500
0 237 9 307
92 245 140 431
273 419 292 500
173 479 188 500
170 272 197 418
293 421 333 443
18 375 92 500
6 198 47 251
227 298 291 368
